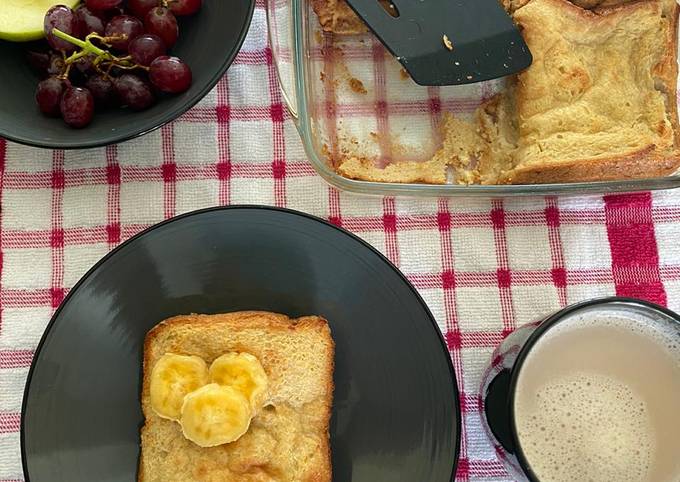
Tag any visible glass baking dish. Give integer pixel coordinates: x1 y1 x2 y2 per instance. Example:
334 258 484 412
266 0 680 196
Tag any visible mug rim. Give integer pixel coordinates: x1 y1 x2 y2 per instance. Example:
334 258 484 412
506 296 680 482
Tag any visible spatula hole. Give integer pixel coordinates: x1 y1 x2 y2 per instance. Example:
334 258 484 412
378 0 399 17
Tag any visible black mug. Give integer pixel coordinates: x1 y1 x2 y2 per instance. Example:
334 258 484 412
479 297 680 481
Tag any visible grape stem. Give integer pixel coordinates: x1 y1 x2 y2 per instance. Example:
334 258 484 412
52 28 111 59
53 29 143 78
65 49 90 64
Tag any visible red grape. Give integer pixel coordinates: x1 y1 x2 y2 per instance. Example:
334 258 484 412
26 51 51 78
145 7 178 48
115 74 155 111
105 15 144 51
44 6 80 52
169 0 202 16
128 0 159 19
75 5 106 37
149 56 192 93
86 75 117 107
85 0 123 10
69 55 96 86
75 54 96 74
98 6 126 21
129 34 166 66
36 77 67 117
60 87 95 128
47 53 67 77
28 0 201 128
68 55 94 87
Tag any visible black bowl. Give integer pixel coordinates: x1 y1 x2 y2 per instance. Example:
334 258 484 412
22 206 461 481
0 1 254 149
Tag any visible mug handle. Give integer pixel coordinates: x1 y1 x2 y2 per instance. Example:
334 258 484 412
484 369 515 454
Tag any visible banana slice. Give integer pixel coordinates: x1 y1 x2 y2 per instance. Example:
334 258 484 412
209 352 269 411
149 353 209 421
180 383 252 447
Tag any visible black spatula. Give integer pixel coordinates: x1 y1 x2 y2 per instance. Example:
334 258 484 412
344 0 532 86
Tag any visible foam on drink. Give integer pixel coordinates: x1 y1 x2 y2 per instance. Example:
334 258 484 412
513 306 680 482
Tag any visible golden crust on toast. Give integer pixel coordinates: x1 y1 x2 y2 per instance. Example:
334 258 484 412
139 311 334 482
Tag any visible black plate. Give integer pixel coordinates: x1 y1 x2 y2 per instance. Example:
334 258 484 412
0 0 253 149
21 206 460 481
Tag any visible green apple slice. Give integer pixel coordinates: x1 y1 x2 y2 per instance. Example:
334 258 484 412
0 0 80 42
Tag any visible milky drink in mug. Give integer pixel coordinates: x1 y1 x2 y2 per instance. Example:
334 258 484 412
481 298 680 482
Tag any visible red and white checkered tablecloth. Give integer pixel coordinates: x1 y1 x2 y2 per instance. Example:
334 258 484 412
2 3 680 481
